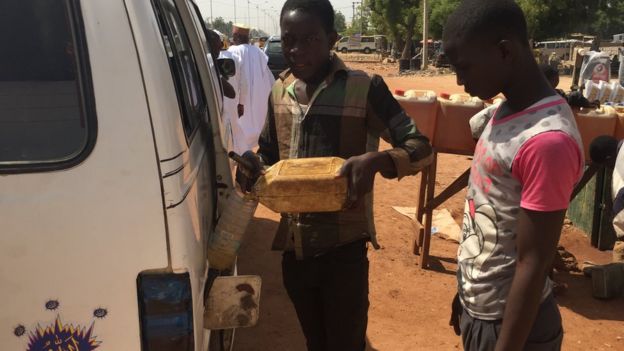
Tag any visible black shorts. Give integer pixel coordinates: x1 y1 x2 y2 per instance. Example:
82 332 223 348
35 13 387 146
460 294 563 351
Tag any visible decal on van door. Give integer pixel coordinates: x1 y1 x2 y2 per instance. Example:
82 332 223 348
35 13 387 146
26 316 99 351
12 300 104 351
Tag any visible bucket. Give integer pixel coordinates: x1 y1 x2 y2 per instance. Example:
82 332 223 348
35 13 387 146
434 94 485 155
395 89 438 141
253 157 348 213
410 58 421 71
399 59 410 72
574 106 617 160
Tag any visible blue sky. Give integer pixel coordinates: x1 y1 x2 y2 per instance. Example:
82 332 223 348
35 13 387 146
195 0 355 35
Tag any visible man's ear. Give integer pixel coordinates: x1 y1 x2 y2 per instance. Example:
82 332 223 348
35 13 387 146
328 31 338 49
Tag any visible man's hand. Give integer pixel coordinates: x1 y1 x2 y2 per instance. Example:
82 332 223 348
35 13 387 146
233 151 264 192
337 152 394 209
237 104 244 118
221 77 236 99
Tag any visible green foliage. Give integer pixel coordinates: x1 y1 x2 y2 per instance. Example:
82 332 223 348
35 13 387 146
207 17 267 38
428 0 460 39
208 16 233 37
335 11 347 33
371 0 624 43
346 3 373 35
367 0 420 58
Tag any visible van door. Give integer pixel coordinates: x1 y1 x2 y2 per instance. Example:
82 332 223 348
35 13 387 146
1 1 169 350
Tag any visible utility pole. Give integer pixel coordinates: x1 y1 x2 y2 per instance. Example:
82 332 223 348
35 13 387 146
352 2 361 34
256 5 260 34
421 0 429 70
210 0 213 26
247 0 250 26
360 2 364 34
233 0 236 23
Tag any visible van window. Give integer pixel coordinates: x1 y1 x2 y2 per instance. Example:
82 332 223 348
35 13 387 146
362 37 374 43
0 0 95 170
339 37 348 43
154 0 207 141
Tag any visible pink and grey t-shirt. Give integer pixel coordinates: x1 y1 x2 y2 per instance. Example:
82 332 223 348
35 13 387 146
459 95 584 320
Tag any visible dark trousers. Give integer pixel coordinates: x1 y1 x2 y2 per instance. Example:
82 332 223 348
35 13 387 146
460 294 563 351
282 240 369 351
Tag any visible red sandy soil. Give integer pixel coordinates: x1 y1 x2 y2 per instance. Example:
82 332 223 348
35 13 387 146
234 60 624 351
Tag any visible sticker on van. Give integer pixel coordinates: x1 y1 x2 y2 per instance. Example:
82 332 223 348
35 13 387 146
13 301 103 351
26 316 100 351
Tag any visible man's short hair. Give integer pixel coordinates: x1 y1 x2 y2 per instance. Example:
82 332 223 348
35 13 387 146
280 0 335 33
444 0 529 46
206 29 220 43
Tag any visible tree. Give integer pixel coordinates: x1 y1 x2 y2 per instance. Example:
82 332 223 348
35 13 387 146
428 0 460 39
250 28 268 38
335 11 347 33
346 3 373 35
208 16 233 37
369 0 420 59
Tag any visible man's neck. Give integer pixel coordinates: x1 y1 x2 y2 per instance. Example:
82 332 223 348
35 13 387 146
300 59 333 87
502 58 557 113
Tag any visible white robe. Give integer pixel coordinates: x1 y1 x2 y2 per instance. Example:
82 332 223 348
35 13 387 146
218 50 247 155
227 43 275 152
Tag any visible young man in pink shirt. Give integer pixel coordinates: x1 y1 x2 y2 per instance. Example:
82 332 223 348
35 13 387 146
444 1 584 350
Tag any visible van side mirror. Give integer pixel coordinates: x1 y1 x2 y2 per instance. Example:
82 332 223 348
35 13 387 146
217 58 236 78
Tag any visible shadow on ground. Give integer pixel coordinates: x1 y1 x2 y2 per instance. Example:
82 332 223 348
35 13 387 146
555 270 624 322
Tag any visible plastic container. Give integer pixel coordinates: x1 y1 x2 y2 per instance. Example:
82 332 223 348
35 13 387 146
253 157 348 213
395 89 438 141
574 106 617 160
614 105 624 140
598 80 613 104
610 83 624 104
584 80 601 102
434 94 485 155
449 93 483 104
207 189 259 270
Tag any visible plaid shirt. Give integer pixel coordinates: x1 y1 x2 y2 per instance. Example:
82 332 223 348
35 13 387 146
258 55 432 258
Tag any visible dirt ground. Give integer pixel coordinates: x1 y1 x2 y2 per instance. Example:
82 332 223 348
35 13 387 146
234 59 624 351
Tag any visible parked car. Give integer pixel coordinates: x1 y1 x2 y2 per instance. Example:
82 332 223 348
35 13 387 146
264 36 288 78
0 1 259 351
335 35 377 54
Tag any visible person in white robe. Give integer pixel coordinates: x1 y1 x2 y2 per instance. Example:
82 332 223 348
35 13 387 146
227 23 275 152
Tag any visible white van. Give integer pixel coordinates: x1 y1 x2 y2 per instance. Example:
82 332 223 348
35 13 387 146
0 1 259 350
336 35 377 54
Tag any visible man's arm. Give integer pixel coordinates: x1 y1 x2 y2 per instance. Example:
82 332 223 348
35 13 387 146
232 49 248 117
494 209 564 351
496 132 582 350
339 74 432 207
256 97 279 166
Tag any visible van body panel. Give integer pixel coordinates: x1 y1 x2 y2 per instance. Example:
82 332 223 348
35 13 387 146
1 0 169 350
128 0 230 348
124 0 189 165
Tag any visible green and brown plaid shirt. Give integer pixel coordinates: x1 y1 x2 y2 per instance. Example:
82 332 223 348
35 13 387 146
258 55 432 258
